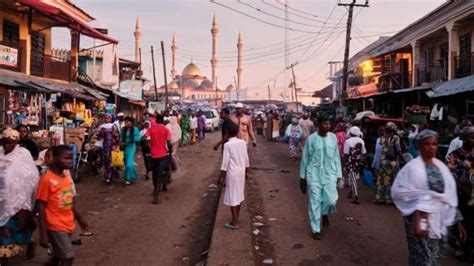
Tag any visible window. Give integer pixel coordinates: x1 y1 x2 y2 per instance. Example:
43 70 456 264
457 33 472 77
30 31 45 76
2 19 19 47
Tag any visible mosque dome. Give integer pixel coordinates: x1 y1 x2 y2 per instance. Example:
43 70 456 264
226 84 235 91
168 81 179 90
182 63 202 77
200 79 213 89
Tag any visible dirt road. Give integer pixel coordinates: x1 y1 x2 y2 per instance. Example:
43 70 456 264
247 135 464 265
17 132 223 266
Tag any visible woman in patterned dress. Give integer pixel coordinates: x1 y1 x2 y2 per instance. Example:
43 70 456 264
285 118 303 159
392 130 465 266
99 114 121 184
374 122 403 204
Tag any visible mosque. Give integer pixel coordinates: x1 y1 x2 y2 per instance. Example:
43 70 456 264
154 15 242 102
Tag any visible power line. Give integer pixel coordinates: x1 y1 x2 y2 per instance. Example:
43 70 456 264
210 0 334 34
236 0 344 30
262 0 343 24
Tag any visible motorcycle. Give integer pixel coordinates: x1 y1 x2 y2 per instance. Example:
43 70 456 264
73 131 103 182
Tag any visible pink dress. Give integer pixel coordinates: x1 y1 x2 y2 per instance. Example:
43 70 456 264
336 131 346 161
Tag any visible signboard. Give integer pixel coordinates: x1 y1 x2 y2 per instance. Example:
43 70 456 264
64 128 85 149
148 101 166 113
0 45 18 67
119 80 143 100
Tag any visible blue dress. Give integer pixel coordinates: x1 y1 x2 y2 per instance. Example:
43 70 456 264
121 127 141 182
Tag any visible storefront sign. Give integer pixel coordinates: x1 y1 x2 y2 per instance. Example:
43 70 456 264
0 45 18 67
119 80 143 100
148 101 166 113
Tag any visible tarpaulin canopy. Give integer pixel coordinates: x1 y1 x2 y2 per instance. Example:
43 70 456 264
19 0 118 44
312 84 333 98
429 75 474 98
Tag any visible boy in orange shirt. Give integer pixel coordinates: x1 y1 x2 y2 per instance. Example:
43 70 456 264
36 145 89 265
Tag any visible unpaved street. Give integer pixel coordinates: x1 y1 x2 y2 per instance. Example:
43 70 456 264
17 133 223 266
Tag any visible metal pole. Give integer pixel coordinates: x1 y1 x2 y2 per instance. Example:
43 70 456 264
161 41 169 107
287 62 299 113
150 45 159 101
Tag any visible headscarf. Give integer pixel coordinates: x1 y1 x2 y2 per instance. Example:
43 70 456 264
349 126 362 138
415 129 439 147
2 127 20 141
0 137 39 226
167 116 182 143
461 126 474 137
385 122 397 132
291 117 298 125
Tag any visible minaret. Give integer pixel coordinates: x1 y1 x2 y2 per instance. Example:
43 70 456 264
171 33 177 78
236 32 243 92
134 17 142 63
210 14 218 91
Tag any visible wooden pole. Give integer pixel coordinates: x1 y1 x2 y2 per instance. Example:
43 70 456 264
161 41 169 107
150 45 158 101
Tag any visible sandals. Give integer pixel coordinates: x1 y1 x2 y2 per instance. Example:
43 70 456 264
224 222 239 229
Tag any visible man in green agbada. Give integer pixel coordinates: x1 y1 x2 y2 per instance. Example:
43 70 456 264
299 115 342 240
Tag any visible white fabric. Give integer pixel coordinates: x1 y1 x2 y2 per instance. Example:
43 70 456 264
0 146 40 226
235 102 244 108
298 118 314 139
348 126 362 138
221 137 249 206
445 137 463 160
391 157 458 239
430 104 444 121
343 137 367 155
166 116 182 144
49 125 64 145
190 117 198 129
99 122 115 130
408 125 419 139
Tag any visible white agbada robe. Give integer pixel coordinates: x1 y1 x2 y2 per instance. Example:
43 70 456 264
391 156 458 239
221 137 249 206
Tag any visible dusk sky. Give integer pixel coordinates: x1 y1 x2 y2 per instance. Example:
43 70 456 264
53 0 445 93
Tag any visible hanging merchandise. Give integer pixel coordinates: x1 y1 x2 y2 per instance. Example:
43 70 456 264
73 99 86 121
105 103 115 115
25 94 41 126
82 109 93 127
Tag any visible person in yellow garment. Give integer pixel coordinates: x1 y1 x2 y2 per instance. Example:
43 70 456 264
189 112 198 145
299 115 342 240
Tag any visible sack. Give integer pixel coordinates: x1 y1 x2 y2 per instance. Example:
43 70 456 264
111 148 124 168
411 210 429 238
362 169 375 189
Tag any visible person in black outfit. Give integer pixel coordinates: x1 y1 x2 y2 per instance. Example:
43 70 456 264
17 125 39 160
213 108 232 151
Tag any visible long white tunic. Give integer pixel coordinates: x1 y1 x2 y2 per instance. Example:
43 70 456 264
221 137 249 206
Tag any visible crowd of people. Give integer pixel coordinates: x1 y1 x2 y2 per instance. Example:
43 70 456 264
0 102 473 265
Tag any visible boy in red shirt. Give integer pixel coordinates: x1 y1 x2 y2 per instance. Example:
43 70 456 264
36 145 89 266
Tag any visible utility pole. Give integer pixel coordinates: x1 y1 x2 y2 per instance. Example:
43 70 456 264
151 45 158 101
267 84 271 105
160 41 169 107
287 62 299 113
338 0 369 107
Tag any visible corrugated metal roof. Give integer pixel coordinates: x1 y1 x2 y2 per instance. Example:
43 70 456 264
430 75 474 98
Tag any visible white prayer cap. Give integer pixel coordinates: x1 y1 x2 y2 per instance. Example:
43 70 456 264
235 102 244 108
117 112 125 117
349 126 362 137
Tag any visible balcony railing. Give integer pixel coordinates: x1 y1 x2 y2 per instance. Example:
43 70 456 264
378 71 412 92
418 60 447 85
31 54 71 81
455 53 474 78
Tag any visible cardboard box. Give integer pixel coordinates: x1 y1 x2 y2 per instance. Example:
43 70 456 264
64 128 85 149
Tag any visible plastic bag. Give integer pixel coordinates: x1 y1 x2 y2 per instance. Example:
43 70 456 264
362 169 375 189
111 148 124 168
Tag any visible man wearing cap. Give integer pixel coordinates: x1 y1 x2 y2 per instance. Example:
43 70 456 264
114 112 125 130
231 103 257 147
299 115 342 240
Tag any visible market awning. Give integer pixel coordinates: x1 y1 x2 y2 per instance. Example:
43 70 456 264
312 84 333 98
429 75 474 98
0 69 104 101
392 83 432 94
18 0 118 44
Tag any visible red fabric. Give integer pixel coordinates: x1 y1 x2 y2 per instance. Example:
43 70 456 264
146 124 171 159
19 0 118 44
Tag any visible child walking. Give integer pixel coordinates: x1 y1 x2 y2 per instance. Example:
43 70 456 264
36 145 89 266
218 123 250 229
